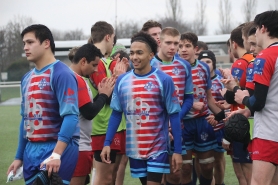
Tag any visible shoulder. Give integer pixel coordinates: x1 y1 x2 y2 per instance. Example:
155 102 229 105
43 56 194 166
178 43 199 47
174 55 191 68
155 69 173 82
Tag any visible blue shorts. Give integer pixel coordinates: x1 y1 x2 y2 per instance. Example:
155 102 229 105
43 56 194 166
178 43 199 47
183 116 218 152
129 152 170 178
23 138 79 185
168 140 187 155
214 129 226 153
232 141 252 163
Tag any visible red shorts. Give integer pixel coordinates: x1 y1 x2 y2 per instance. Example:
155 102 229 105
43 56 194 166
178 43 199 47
91 130 126 154
72 151 93 177
248 138 278 165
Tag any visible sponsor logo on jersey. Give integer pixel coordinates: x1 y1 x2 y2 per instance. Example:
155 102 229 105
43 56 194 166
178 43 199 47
253 58 266 75
64 88 75 96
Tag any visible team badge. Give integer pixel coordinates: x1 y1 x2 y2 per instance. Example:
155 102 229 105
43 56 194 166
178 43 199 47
172 67 180 76
38 78 48 90
201 132 208 141
144 81 157 91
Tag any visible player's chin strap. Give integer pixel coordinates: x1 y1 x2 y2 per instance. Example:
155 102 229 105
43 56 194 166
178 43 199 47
199 157 215 164
43 152 61 164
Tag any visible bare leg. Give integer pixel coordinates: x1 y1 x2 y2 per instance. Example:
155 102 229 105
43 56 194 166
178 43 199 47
251 160 276 185
70 176 87 185
213 152 225 185
115 155 128 185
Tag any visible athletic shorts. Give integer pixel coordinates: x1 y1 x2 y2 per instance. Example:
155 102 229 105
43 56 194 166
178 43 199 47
23 138 79 185
129 152 170 178
214 129 226 153
91 130 126 154
72 151 94 177
183 116 218 152
232 141 252 163
168 140 187 155
248 138 278 165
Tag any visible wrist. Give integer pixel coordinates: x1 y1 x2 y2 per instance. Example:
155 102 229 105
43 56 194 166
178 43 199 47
233 86 240 93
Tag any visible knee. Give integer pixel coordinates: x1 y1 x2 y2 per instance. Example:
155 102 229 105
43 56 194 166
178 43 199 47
199 157 214 174
181 160 193 176
167 171 181 183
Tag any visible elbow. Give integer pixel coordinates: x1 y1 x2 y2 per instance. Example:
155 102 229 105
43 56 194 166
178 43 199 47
252 103 265 112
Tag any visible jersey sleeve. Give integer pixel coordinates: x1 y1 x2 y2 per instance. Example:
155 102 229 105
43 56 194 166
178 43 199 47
184 62 194 94
245 62 255 90
162 75 181 114
253 56 275 87
75 75 91 108
52 66 79 117
110 76 123 112
90 61 107 87
203 62 212 90
231 59 249 88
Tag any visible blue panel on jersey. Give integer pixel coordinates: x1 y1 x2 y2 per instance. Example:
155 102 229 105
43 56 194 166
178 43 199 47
232 67 244 81
253 58 266 76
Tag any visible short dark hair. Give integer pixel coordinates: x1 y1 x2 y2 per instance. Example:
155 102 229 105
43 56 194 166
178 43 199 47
72 44 103 64
230 25 244 48
131 32 158 54
197 41 208 50
90 21 114 44
242 21 254 38
180 32 198 47
111 50 129 60
226 39 230 47
141 20 162 32
21 24 55 54
254 10 278 38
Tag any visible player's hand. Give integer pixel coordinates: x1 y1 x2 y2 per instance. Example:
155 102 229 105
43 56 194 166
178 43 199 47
100 146 111 164
40 153 61 177
222 139 231 151
223 108 251 122
172 153 183 173
98 77 116 97
192 102 205 111
219 88 227 98
206 114 218 127
113 57 129 76
215 100 231 110
219 68 231 79
234 90 250 104
7 159 22 176
221 77 239 91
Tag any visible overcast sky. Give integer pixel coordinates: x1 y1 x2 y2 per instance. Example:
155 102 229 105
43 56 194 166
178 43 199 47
1 0 277 36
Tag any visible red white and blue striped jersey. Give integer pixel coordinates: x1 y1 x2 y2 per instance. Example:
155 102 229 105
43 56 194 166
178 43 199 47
150 55 193 108
21 61 79 142
111 68 181 159
211 74 225 131
185 60 211 119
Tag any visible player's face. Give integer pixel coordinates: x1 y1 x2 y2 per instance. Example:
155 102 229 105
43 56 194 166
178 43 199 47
178 39 197 63
130 41 154 74
248 34 263 58
147 27 162 45
81 57 100 76
159 35 179 60
23 32 48 62
200 58 214 73
242 34 251 52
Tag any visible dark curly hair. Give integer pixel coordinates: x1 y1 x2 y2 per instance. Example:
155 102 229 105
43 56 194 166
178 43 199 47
131 32 158 54
72 43 103 64
254 10 278 38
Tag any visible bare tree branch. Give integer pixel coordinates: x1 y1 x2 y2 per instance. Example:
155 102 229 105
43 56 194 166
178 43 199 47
166 0 182 22
243 0 257 22
192 0 207 35
216 0 233 34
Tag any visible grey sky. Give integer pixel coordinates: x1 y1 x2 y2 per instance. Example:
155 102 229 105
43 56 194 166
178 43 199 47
1 0 277 36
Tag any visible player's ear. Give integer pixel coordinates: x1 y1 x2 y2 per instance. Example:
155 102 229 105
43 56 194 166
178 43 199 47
80 57 86 66
43 39 51 50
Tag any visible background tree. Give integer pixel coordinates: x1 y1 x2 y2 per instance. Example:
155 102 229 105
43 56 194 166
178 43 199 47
243 0 257 22
192 0 208 35
216 0 233 34
116 20 140 38
166 0 182 22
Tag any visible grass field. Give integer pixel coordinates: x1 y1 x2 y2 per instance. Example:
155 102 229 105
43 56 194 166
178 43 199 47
0 105 238 185
0 86 21 102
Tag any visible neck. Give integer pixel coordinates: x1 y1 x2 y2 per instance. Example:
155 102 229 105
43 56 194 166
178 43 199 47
134 65 152 76
188 57 196 65
34 52 56 70
94 42 107 56
211 71 216 78
70 64 81 76
237 47 247 58
263 38 278 49
157 52 172 62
